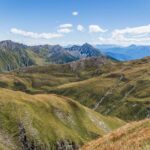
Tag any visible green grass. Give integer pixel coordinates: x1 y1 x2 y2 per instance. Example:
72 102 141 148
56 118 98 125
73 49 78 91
0 57 149 122
0 88 125 149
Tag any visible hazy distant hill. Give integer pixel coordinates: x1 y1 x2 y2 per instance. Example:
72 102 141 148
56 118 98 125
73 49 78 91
96 44 150 61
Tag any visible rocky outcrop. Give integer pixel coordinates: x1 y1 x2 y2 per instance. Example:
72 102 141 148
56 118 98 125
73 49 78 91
18 122 80 150
56 140 79 150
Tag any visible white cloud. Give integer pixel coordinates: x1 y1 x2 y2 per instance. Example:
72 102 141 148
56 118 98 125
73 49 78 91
98 24 150 45
58 23 73 34
72 11 78 16
11 28 63 39
59 24 73 28
112 24 150 36
77 25 84 32
89 25 107 33
57 28 72 33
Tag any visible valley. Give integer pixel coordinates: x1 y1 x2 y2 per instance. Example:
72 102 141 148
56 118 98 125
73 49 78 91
1 0 150 149
0 40 149 149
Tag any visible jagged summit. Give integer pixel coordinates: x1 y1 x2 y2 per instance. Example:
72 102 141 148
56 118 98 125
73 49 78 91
82 43 93 47
0 40 27 50
66 43 102 58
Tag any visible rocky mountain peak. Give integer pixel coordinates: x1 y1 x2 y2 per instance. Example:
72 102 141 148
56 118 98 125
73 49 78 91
0 40 27 50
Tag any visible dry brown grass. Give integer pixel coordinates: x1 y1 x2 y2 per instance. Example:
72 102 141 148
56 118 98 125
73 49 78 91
81 119 150 150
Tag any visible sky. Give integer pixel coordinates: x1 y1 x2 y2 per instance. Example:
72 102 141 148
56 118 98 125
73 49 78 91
0 0 150 46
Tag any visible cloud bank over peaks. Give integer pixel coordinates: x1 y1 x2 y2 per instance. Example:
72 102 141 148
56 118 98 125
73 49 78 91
98 24 150 45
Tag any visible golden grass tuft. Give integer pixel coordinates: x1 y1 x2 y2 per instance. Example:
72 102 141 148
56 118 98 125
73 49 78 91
81 119 150 150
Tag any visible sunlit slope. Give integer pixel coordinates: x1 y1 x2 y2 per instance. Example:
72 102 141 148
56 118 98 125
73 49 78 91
0 88 124 150
0 56 113 93
82 119 150 150
50 57 150 121
0 57 149 121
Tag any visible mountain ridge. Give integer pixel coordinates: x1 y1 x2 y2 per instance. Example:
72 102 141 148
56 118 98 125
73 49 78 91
82 119 150 150
66 43 102 58
0 88 125 149
0 40 110 72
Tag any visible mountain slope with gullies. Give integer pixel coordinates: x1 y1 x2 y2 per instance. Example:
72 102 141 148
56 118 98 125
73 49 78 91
0 56 114 93
48 57 150 121
0 57 149 121
0 88 124 150
30 44 78 64
0 46 149 149
0 40 35 71
0 40 77 71
82 119 150 150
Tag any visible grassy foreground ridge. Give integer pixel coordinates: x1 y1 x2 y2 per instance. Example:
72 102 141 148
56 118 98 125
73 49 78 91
0 88 124 149
82 119 150 150
0 55 149 149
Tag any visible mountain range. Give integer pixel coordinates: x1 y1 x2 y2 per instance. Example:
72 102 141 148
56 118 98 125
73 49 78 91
0 40 150 72
96 44 150 61
0 40 150 149
0 55 149 149
0 40 105 71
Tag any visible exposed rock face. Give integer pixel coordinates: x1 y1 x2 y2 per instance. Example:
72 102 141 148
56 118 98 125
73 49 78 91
18 122 80 150
31 44 77 64
56 140 79 150
18 122 35 150
66 43 102 58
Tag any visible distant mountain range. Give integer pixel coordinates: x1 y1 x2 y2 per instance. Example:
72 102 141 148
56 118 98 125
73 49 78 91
0 40 150 71
0 41 105 71
96 44 150 61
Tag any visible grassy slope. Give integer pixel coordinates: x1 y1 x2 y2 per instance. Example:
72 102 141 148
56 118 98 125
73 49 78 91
82 119 150 150
0 56 115 93
0 57 149 121
0 88 124 149
49 57 150 121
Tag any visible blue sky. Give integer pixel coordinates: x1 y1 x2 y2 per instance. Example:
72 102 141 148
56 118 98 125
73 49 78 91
0 0 150 45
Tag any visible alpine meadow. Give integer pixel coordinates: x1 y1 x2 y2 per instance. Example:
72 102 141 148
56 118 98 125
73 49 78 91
0 0 150 150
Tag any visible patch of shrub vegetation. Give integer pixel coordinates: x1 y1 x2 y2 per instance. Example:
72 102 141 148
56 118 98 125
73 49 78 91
0 81 8 88
13 81 27 91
